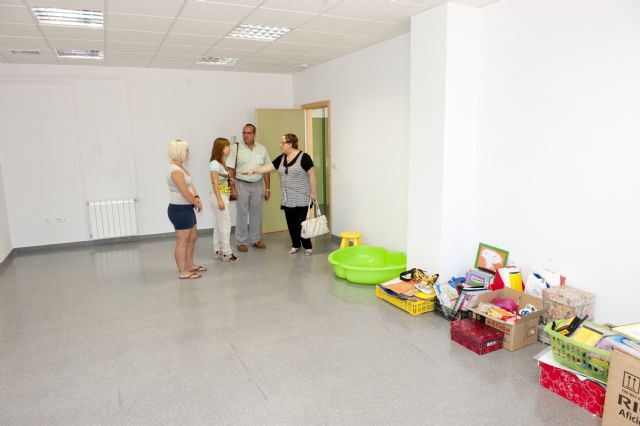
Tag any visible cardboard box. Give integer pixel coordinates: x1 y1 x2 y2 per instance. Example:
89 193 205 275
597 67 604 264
603 349 640 425
542 285 595 323
470 288 545 351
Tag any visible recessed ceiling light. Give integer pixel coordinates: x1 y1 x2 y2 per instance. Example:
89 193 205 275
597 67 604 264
32 7 103 28
55 49 104 59
198 56 240 66
228 24 290 42
10 49 41 56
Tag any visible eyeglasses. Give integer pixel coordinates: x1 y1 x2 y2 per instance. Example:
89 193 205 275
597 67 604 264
242 131 254 134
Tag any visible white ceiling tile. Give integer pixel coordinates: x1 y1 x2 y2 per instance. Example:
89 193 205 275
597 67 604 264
108 13 174 32
243 8 314 28
191 63 239 71
451 0 499 6
0 23 40 37
47 38 104 50
164 33 219 47
380 4 439 24
105 59 150 68
349 21 408 38
179 2 254 23
325 33 375 48
108 0 185 17
0 0 25 6
263 65 297 74
105 51 155 61
278 29 338 45
9 56 58 64
27 0 104 11
412 0 447 5
0 35 48 48
260 0 340 14
58 57 104 65
153 53 197 63
247 49 295 61
107 41 159 53
108 29 166 44
284 53 334 65
307 44 354 57
299 15 369 33
40 26 104 40
171 18 235 36
325 0 407 21
209 0 263 6
235 58 278 66
214 37 272 50
156 43 207 56
0 5 35 24
204 47 256 59
261 40 313 54
151 62 191 69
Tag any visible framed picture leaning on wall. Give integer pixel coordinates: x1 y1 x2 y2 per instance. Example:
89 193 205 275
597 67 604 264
474 243 509 274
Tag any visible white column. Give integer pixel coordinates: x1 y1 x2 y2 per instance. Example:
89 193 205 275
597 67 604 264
407 3 479 279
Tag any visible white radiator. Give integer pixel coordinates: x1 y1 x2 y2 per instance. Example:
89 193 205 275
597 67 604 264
88 199 138 239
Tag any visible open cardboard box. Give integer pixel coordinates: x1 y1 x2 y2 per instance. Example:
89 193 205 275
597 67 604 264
470 288 546 351
603 349 640 425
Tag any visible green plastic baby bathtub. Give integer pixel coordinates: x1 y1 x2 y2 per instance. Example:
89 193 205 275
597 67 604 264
328 246 407 285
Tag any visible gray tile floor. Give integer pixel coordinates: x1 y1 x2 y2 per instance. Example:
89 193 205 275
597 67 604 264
0 231 601 425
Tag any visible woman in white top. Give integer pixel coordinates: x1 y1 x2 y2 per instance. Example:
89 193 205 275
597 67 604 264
167 138 205 279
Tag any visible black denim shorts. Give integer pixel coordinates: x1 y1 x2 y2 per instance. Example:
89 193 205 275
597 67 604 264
167 204 196 230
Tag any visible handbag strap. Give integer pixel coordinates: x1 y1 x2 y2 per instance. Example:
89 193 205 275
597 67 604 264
306 200 315 220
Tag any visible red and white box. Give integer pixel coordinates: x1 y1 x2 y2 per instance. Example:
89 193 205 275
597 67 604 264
536 348 607 417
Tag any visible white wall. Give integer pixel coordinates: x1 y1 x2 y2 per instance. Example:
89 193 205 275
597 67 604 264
476 0 640 323
0 162 11 262
293 34 410 252
0 64 293 247
407 4 479 276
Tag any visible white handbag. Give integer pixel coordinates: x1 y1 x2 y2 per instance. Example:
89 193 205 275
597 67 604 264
301 200 329 239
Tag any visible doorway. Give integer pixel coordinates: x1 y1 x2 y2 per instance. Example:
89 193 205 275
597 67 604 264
301 101 331 230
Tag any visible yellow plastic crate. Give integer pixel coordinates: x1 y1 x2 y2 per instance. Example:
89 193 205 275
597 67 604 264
375 286 435 316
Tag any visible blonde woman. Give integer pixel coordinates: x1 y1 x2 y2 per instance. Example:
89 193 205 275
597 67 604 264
167 138 206 279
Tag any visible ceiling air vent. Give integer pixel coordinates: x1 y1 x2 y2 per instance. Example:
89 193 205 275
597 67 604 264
198 56 240 66
10 49 41 55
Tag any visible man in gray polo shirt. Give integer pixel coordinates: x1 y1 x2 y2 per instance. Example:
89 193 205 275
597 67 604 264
227 123 271 252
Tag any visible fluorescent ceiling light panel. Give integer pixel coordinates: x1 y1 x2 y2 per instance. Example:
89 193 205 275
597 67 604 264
32 7 103 28
228 24 290 41
198 56 240 65
55 49 103 59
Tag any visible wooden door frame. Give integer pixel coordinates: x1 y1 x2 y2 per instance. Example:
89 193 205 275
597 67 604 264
301 100 332 231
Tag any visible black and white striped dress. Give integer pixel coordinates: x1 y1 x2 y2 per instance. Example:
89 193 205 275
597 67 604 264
272 152 314 208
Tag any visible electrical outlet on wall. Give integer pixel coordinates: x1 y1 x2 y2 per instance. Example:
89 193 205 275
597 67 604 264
55 217 65 223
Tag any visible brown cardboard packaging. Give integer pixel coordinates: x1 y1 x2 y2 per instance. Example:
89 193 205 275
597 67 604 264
603 350 640 425
470 288 545 351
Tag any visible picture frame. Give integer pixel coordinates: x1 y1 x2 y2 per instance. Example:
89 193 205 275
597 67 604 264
474 243 509 274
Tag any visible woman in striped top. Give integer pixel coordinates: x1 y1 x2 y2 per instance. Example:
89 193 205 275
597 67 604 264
245 133 317 256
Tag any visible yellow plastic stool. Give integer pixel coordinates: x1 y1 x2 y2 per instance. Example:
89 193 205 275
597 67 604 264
340 231 362 249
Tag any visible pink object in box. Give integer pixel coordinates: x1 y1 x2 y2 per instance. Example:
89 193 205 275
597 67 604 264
542 285 595 323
